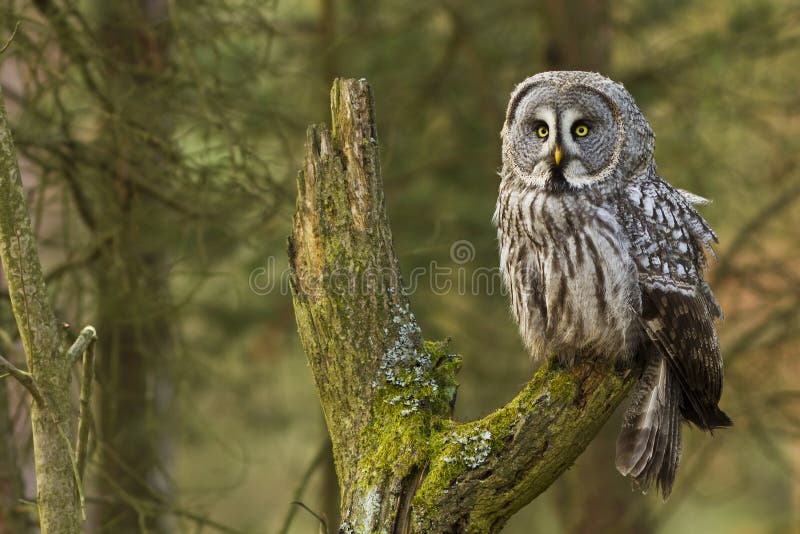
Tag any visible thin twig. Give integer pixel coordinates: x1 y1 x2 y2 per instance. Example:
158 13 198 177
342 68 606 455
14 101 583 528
712 181 800 286
290 501 328 534
0 21 20 55
278 440 330 534
0 353 43 405
85 493 251 534
0 242 104 300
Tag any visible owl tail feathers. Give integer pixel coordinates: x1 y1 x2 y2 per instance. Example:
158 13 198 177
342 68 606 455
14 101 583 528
615 357 682 501
683 400 733 431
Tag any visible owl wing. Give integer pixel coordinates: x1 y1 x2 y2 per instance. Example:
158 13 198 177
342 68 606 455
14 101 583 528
623 174 730 429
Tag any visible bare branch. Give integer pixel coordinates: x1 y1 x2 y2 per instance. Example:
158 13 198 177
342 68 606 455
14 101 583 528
0 353 43 405
278 440 330 534
75 328 97 480
0 21 20 55
290 501 328 534
712 180 800 286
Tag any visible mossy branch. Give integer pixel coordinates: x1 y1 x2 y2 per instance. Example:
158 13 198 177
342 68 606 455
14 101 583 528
289 78 637 533
0 85 80 532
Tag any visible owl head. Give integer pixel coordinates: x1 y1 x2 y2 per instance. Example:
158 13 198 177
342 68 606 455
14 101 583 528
500 71 655 192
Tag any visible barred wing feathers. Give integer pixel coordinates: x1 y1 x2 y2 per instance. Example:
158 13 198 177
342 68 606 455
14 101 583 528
616 172 731 498
623 173 731 429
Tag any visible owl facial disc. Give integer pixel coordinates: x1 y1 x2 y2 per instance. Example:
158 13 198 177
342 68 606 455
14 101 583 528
501 72 649 193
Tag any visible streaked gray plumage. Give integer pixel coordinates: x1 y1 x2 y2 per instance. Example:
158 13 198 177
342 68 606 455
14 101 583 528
494 71 731 499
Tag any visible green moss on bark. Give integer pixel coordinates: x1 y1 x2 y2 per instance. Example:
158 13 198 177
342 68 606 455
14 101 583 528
0 87 79 533
291 78 638 533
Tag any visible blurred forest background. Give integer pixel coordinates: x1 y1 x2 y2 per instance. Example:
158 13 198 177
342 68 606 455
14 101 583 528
0 0 799 532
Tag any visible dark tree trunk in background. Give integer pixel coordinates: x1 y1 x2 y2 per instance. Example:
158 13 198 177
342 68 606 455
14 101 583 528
0 306 25 532
90 2 175 532
321 438 340 529
0 381 26 534
542 0 611 71
316 1 343 527
319 0 338 90
0 277 24 534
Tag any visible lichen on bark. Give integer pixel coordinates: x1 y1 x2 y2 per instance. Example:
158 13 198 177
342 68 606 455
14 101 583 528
289 78 637 533
0 87 80 532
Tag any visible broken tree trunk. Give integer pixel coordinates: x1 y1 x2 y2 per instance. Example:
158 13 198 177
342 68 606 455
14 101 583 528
288 78 636 533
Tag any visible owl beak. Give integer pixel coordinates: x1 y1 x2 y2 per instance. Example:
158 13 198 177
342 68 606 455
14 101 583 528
554 145 563 166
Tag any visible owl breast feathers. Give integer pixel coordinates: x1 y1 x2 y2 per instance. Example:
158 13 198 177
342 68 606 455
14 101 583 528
495 71 731 500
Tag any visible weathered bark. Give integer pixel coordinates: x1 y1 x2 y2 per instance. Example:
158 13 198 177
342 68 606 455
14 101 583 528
0 87 80 532
289 78 637 532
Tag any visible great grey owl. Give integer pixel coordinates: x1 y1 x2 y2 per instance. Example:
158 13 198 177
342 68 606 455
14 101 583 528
494 71 731 499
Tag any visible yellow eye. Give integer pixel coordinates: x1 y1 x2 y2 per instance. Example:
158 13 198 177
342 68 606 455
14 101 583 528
536 125 549 138
574 123 589 137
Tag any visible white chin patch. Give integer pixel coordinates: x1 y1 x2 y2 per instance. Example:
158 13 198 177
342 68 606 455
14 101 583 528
563 162 599 187
564 174 597 188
